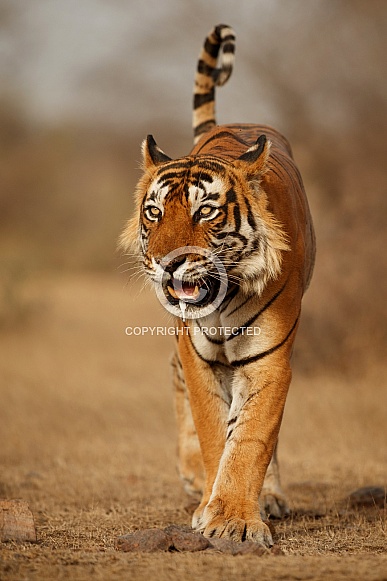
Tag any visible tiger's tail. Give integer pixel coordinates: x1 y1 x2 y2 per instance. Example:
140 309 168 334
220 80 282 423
193 24 236 145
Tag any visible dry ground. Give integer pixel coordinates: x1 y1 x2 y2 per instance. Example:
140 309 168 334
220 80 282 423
0 273 386 580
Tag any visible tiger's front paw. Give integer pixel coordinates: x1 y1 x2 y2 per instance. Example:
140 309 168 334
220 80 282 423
193 498 273 547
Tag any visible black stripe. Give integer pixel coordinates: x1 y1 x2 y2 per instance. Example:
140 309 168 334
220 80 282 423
197 59 214 76
219 285 239 313
185 324 230 368
224 238 262 265
222 42 235 54
204 159 230 173
269 151 298 187
243 195 256 229
194 158 229 175
140 222 149 234
204 38 220 59
147 192 157 202
214 24 233 39
195 130 248 153
233 205 241 231
194 90 215 109
226 292 255 317
226 282 287 340
270 150 304 197
195 320 224 345
211 212 228 230
194 120 215 138
268 162 286 184
230 314 300 367
157 161 188 172
220 33 235 43
157 170 187 183
226 187 236 203
191 171 213 183
156 180 181 191
216 231 248 244
202 192 220 201
213 67 231 83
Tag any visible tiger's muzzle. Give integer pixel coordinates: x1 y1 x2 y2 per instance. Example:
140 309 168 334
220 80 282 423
161 258 221 310
150 246 228 320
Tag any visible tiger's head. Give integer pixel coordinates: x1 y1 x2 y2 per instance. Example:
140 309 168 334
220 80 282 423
120 134 289 317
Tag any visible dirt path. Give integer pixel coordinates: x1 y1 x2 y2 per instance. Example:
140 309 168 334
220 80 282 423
0 274 385 580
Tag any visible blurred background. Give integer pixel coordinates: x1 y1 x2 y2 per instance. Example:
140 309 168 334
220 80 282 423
1 0 386 377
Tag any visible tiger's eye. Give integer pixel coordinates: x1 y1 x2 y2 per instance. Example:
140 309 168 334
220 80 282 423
199 206 217 218
145 206 162 220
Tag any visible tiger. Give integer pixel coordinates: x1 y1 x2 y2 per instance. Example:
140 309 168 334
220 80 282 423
120 24 315 546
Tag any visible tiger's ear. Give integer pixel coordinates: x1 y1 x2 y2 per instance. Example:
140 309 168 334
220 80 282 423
142 135 172 170
234 135 271 177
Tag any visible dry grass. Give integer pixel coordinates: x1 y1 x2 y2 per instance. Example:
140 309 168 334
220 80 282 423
0 274 386 580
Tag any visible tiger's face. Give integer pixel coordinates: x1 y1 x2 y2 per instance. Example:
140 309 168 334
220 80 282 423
141 163 230 311
121 135 289 316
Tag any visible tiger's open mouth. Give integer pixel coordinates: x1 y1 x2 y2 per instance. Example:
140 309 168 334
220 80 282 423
163 276 220 309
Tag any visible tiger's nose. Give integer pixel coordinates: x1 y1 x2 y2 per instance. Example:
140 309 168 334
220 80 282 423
163 256 187 274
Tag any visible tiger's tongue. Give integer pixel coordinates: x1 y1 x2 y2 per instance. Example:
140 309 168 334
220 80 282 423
182 282 197 296
175 281 200 300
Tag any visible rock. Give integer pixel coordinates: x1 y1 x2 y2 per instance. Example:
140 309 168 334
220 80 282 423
208 537 269 555
0 499 37 542
115 528 172 552
347 486 386 508
116 525 211 553
207 538 237 554
115 524 282 555
164 524 211 551
231 541 269 556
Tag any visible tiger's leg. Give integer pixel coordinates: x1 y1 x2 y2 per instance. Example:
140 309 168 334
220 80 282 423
195 356 292 546
259 342 296 519
260 442 290 518
177 335 230 529
172 351 204 495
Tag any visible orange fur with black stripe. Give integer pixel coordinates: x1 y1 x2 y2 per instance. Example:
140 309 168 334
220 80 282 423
120 25 315 546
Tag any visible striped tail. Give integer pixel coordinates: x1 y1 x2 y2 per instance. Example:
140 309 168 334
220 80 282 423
193 24 236 145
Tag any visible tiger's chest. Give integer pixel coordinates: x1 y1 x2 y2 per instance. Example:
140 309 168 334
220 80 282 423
186 289 281 367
